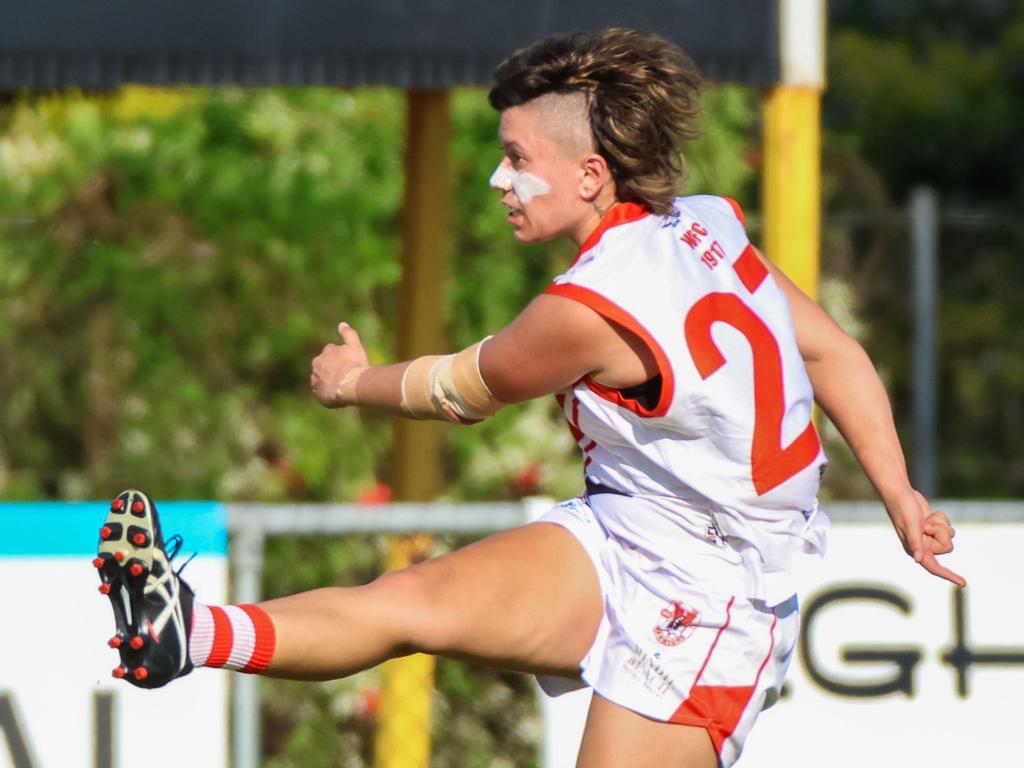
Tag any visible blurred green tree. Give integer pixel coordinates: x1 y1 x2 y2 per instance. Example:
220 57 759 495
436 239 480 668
0 83 758 766
0 84 756 504
0 88 404 501
824 0 1024 496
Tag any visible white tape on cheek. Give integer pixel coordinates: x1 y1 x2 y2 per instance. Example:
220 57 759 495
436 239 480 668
511 171 551 203
489 163 551 204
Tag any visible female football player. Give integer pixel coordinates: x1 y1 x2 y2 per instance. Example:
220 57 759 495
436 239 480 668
98 28 962 768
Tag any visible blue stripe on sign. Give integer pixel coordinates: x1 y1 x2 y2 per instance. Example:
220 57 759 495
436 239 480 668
0 501 227 556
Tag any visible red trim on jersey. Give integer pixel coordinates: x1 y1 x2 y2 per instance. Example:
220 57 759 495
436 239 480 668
556 392 585 441
206 606 233 668
239 603 277 673
721 196 746 227
571 202 650 267
733 244 768 293
544 283 675 418
557 391 601 460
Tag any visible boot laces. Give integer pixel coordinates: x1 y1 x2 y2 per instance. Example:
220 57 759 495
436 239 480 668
164 534 197 576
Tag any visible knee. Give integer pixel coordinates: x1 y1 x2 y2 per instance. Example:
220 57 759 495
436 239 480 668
367 568 463 655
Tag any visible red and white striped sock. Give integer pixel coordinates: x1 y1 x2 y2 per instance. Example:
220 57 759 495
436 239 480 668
189 603 276 673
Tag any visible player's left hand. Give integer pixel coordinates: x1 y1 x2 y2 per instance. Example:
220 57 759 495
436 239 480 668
886 488 966 587
310 322 369 408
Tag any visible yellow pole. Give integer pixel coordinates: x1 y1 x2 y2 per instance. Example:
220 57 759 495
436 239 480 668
762 0 825 300
762 85 822 299
373 88 451 768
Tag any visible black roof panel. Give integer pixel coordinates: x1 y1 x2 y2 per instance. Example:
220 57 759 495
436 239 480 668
0 0 779 89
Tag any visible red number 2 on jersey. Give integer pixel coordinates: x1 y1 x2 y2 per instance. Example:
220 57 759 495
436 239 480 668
684 248 820 495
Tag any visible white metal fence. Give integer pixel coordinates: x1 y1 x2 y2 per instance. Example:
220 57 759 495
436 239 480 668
226 500 541 768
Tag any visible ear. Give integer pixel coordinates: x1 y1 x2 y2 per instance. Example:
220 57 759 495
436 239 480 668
578 152 613 202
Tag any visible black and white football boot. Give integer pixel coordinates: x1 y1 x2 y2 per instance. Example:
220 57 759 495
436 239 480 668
94 489 194 688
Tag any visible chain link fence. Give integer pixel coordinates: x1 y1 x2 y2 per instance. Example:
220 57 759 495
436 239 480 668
746 198 1024 500
820 200 1024 499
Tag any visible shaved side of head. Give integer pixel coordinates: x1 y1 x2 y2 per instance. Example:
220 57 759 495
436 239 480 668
523 92 594 160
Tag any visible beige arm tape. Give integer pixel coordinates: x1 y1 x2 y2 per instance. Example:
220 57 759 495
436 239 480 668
334 365 369 406
399 355 447 419
400 339 504 422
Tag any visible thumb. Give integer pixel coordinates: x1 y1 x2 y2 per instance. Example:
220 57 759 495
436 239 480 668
337 322 362 346
893 489 930 563
905 517 926 563
895 503 926 563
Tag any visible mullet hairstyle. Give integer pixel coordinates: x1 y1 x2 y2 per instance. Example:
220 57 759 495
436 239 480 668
488 28 704 216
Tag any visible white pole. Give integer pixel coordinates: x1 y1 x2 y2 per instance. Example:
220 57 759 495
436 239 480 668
230 526 265 768
779 0 826 88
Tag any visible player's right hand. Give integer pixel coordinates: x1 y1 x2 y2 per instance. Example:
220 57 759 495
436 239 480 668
310 322 369 408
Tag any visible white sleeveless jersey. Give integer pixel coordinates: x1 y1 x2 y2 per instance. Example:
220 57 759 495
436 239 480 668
547 195 829 604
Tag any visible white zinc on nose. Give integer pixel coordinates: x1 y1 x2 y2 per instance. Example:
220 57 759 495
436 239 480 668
489 162 515 192
489 162 551 204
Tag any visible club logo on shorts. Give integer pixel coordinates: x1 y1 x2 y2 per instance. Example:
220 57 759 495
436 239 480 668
654 600 701 647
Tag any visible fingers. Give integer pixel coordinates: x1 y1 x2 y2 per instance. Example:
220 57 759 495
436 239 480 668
308 365 334 407
333 322 369 368
895 502 926 561
890 489 966 586
922 511 955 553
923 525 954 553
308 323 370 409
338 321 361 346
906 499 963 585
924 508 952 529
918 551 967 588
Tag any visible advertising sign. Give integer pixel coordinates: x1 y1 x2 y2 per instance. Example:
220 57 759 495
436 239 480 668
540 507 1021 767
0 501 228 768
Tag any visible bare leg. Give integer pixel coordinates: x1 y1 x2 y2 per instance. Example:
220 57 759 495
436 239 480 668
576 694 717 768
257 522 602 680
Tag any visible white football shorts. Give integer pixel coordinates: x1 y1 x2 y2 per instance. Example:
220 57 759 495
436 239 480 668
535 495 799 767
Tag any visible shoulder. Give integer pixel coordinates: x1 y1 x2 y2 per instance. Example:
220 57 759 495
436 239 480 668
480 292 630 403
674 194 748 229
